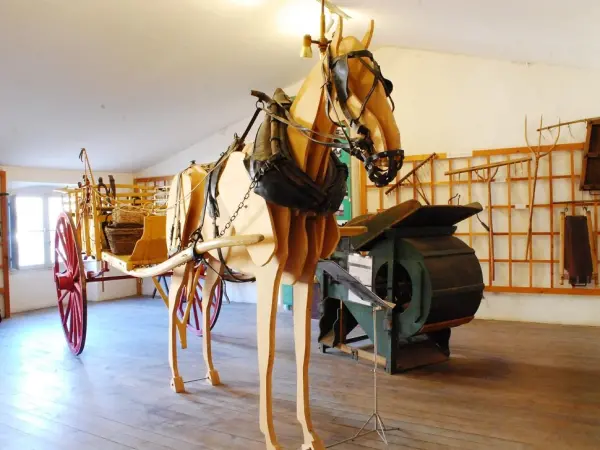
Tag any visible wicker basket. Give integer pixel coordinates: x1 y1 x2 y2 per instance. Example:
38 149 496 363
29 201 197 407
105 224 143 255
112 206 145 226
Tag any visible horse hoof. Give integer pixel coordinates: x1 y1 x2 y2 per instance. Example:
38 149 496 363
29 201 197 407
170 376 185 393
207 369 221 386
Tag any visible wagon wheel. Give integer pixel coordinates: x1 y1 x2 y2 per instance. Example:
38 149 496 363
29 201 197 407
176 264 223 337
53 212 87 355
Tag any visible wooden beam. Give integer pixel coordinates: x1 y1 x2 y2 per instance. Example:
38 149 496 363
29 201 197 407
472 142 583 157
553 200 600 206
485 285 600 296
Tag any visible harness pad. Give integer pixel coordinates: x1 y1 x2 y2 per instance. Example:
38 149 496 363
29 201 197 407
243 88 349 215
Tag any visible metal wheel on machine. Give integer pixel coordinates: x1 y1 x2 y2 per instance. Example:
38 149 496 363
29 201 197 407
176 264 223 337
53 212 87 355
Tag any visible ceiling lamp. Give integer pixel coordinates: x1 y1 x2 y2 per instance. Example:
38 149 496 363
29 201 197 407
300 34 314 58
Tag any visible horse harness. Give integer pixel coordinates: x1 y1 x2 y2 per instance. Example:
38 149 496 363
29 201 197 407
182 45 405 278
325 48 404 188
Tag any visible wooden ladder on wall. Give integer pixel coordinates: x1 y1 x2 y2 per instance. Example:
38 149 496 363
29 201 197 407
0 170 10 320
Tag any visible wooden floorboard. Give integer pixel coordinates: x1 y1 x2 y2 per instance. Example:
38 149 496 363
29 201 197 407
1 297 600 449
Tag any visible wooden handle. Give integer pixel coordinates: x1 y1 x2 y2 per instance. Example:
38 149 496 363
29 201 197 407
103 234 265 278
194 234 265 255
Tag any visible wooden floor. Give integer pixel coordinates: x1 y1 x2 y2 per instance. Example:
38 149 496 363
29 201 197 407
1 298 600 450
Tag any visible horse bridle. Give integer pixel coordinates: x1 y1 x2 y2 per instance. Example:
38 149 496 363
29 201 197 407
324 48 404 187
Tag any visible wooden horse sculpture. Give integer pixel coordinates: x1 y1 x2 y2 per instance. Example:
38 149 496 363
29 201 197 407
165 18 403 450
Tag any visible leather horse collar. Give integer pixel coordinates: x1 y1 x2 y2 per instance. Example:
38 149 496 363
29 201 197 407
326 48 404 187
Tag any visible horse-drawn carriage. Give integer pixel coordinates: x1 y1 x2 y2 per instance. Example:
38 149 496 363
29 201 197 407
53 153 232 355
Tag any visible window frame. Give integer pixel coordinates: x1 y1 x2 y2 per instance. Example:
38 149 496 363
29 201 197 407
12 193 63 270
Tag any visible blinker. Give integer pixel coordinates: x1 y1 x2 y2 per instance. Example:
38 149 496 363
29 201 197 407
383 78 393 95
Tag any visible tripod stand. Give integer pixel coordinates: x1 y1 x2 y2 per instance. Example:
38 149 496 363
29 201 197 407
327 305 399 447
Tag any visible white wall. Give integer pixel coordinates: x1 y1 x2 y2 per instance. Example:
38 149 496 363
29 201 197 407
137 46 600 325
2 165 138 315
375 46 600 156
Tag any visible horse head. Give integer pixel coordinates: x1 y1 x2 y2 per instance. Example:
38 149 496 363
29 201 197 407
324 18 404 187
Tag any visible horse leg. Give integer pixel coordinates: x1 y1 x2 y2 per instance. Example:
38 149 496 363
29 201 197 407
168 262 191 393
256 261 284 450
293 270 325 450
201 260 222 386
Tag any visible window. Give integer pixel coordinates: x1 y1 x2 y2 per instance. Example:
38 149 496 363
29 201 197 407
13 195 63 268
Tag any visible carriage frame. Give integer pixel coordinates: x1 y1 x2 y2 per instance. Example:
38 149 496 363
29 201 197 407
53 169 223 355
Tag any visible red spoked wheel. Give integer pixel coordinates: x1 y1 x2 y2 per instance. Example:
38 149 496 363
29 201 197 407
176 264 223 337
53 212 87 355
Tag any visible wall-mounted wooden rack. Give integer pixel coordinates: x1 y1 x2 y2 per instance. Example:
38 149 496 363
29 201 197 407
359 142 600 296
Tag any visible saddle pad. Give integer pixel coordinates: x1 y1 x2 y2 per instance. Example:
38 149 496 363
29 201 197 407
244 88 348 214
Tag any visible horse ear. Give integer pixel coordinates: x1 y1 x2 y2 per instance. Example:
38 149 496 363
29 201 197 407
331 16 343 54
361 19 375 49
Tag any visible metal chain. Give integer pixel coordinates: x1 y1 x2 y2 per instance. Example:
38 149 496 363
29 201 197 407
217 162 271 237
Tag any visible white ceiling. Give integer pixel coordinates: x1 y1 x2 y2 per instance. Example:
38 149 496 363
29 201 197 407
1 0 599 172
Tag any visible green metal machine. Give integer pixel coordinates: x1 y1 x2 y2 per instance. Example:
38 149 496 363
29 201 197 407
317 200 485 374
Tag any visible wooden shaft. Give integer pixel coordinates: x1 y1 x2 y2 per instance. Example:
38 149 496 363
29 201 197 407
104 234 264 278
445 155 531 176
320 0 325 43
525 160 541 261
537 116 600 132
413 171 430 205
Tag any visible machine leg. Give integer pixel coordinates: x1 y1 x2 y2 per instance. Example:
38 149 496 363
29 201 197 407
427 328 451 356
